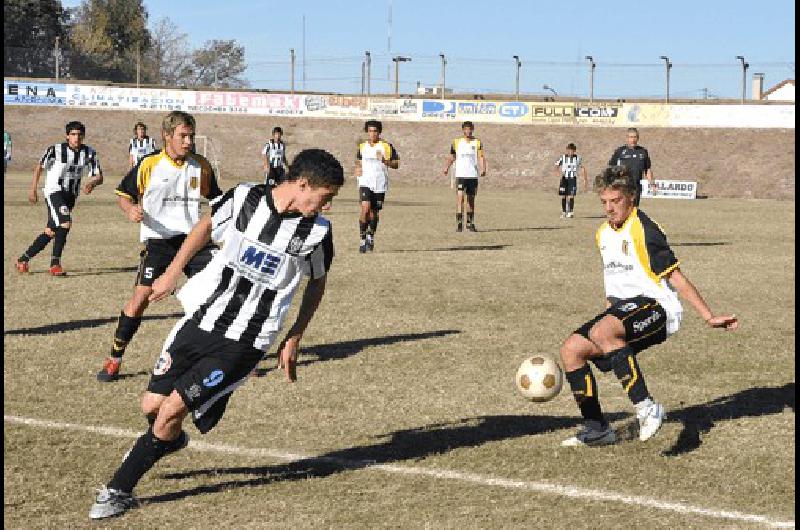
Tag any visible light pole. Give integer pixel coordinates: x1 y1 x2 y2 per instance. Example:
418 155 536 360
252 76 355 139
659 55 672 103
439 53 447 99
736 55 749 103
365 51 371 97
392 55 411 96
542 84 557 99
512 55 521 100
290 48 295 94
585 55 595 103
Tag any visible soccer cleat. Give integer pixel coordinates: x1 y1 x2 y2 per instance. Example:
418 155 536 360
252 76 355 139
560 212 567 219
97 357 122 382
467 223 477 232
49 264 66 276
456 222 463 232
15 259 29 273
365 234 374 252
561 421 617 447
566 212 574 218
359 240 367 254
89 486 139 520
637 401 665 441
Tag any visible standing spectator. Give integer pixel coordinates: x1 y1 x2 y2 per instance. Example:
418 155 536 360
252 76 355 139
15 121 103 276
443 121 486 232
608 127 656 206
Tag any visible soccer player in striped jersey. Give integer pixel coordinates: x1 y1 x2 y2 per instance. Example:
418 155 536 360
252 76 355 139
128 122 158 171
557 166 738 447
355 120 398 253
15 121 104 276
96 111 223 383
262 126 288 186
554 142 588 218
3 130 11 176
88 148 343 520
443 121 486 232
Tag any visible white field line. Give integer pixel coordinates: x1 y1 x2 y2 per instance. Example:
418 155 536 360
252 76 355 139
5 414 795 529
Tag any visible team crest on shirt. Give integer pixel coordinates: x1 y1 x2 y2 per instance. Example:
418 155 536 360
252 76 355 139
621 240 629 255
287 236 303 254
189 176 199 189
153 350 172 375
59 205 70 215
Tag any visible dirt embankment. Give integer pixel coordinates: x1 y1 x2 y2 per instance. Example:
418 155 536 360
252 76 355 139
4 106 794 199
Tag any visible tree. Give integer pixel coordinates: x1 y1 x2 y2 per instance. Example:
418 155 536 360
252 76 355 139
188 39 249 88
67 0 152 82
4 0 69 78
146 17 193 86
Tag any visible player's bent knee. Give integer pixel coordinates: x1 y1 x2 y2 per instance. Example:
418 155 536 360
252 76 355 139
587 316 624 351
141 392 165 417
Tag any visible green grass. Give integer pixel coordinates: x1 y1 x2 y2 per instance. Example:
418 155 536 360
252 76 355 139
4 171 795 528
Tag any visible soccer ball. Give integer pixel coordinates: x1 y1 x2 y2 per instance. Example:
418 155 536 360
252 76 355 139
515 355 564 402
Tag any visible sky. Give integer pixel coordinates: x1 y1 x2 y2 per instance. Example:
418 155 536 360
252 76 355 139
60 0 795 99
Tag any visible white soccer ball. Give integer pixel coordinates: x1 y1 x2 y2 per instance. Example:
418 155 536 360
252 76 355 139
515 355 564 402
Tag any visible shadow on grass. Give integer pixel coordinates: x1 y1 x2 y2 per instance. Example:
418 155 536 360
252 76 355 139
661 382 795 457
4 312 184 336
477 226 571 233
27 265 139 277
670 242 729 247
382 245 509 253
143 411 629 504
252 329 461 376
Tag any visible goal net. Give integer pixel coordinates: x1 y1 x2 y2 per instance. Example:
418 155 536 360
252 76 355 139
194 135 222 182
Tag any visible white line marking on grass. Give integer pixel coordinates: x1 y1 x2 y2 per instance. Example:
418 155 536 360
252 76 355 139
5 414 795 529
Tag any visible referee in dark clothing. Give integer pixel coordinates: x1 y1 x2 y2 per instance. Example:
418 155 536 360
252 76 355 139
608 127 656 205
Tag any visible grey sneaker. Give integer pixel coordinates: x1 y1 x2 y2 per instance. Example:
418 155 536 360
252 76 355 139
365 234 374 251
561 421 617 447
359 239 367 253
89 486 139 519
637 401 665 441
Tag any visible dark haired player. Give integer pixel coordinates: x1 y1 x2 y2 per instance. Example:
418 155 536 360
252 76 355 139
128 121 158 171
443 121 486 232
554 142 588 218
263 126 288 186
89 149 344 519
354 120 398 252
15 121 103 276
557 165 738 447
608 127 656 206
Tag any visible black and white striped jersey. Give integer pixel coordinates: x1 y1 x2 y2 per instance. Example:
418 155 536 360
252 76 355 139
555 154 582 179
176 183 334 350
39 142 101 196
129 136 158 163
262 139 286 169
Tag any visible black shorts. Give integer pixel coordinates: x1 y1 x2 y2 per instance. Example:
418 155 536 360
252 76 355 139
147 317 264 434
266 166 286 187
456 178 479 196
136 236 217 287
45 190 77 229
359 187 386 211
558 177 577 196
574 296 668 371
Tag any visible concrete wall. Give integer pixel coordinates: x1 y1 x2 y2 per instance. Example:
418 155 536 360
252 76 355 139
4 106 794 199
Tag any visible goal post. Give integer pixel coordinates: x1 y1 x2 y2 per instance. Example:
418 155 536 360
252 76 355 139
194 135 222 183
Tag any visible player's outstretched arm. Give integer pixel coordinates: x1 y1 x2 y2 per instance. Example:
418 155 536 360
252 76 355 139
149 215 212 303
29 164 43 203
480 154 487 177
666 268 738 330
276 275 328 382
82 170 103 194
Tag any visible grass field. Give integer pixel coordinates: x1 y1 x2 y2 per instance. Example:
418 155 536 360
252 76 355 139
3 170 795 529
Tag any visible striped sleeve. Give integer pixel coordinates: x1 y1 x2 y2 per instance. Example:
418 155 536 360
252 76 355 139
88 148 101 176
386 142 399 161
40 145 56 168
210 186 237 241
476 139 483 154
356 143 363 160
638 211 679 277
450 139 457 155
115 164 139 201
303 228 334 279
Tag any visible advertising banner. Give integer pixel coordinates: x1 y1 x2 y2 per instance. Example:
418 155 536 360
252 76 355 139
668 104 795 128
66 84 190 111
620 103 671 127
4 80 66 106
641 179 697 199
190 91 304 115
421 100 458 120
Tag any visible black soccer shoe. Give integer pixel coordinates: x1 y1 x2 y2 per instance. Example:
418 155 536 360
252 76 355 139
456 222 463 232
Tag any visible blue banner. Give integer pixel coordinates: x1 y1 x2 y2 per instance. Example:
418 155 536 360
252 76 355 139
4 80 67 106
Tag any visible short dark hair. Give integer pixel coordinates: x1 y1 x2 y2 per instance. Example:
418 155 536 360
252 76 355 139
272 126 283 134
461 121 474 129
65 121 85 135
364 120 382 133
134 121 147 132
567 142 576 150
627 127 639 136
286 149 344 188
595 166 636 197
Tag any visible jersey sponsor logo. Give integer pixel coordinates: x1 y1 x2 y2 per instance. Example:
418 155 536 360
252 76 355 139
153 350 172 375
186 384 202 401
605 260 634 273
202 369 225 387
287 236 303 254
498 102 528 117
619 302 639 312
632 310 661 333
236 239 286 284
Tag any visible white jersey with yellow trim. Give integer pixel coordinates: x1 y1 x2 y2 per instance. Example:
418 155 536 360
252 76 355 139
357 139 397 193
451 137 483 179
596 208 682 335
115 151 222 242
